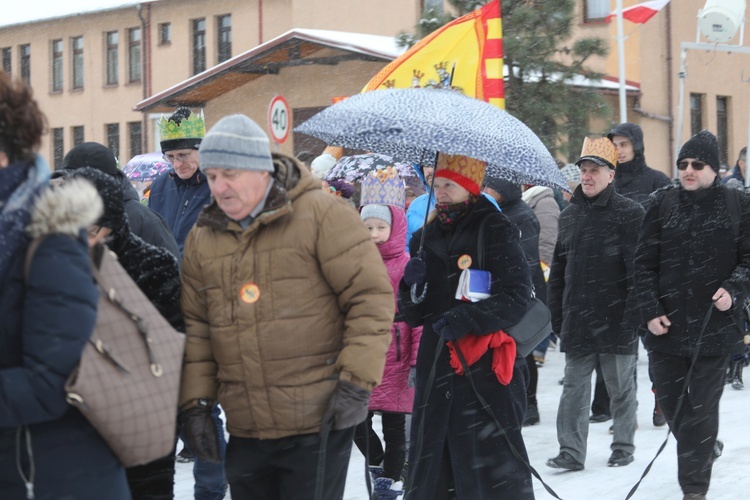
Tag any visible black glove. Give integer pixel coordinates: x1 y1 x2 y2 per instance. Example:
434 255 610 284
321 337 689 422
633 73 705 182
408 367 417 388
432 316 466 341
403 256 427 287
321 380 370 431
180 400 221 463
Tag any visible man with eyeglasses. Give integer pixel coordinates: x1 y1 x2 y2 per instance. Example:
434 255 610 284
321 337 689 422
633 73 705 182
148 107 227 500
149 107 212 255
633 130 750 500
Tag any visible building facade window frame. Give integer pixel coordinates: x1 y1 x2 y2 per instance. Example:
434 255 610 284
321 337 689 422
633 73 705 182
129 121 143 158
159 23 171 45
72 125 85 147
128 27 141 83
52 127 64 169
107 123 120 161
217 14 232 63
584 0 609 23
72 36 84 90
716 95 730 167
105 31 119 86
2 47 10 75
20 44 31 85
690 93 704 136
51 39 63 92
192 18 206 75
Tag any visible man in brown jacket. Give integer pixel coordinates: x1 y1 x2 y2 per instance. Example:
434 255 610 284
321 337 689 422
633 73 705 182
178 114 394 499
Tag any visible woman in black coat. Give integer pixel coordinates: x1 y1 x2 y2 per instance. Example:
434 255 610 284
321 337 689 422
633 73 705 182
398 154 534 500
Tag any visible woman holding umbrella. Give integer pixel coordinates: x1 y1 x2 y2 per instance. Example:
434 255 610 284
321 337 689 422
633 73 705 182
398 153 535 499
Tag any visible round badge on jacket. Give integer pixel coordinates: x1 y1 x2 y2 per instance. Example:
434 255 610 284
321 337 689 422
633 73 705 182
458 254 472 270
240 283 260 304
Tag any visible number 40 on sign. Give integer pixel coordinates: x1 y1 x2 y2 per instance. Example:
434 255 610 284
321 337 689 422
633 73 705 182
267 95 291 144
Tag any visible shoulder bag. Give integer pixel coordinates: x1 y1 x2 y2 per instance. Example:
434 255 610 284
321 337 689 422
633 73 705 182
25 240 185 467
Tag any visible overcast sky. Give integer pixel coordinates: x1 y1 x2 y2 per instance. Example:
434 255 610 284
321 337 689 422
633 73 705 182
2 0 148 28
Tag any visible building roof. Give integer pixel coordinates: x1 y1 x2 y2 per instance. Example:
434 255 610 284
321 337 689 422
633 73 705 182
135 27 640 113
134 28 405 112
1 0 149 29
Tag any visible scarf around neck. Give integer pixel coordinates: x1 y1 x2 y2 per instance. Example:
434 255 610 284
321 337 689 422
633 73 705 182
435 200 472 226
0 155 50 283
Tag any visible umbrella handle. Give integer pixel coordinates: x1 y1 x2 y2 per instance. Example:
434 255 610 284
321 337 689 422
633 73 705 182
410 282 428 304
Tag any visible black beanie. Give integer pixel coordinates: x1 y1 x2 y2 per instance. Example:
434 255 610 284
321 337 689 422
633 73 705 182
68 167 125 231
62 142 120 177
677 130 721 173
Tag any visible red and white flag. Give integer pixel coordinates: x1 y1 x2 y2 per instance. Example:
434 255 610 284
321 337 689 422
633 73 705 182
606 0 670 24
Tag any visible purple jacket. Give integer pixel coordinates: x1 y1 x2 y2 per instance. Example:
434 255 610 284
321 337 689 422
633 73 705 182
368 205 422 413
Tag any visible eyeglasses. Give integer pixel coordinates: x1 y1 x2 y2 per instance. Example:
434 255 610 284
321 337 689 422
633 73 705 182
163 152 193 164
677 160 707 171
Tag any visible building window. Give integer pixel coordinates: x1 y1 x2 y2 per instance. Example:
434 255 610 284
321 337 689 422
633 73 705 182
128 28 141 83
716 96 730 167
2 47 11 75
20 44 30 84
72 126 84 147
129 121 142 158
192 18 206 75
52 128 64 169
72 36 84 89
107 123 120 161
105 31 118 86
217 14 232 63
690 93 704 136
159 23 171 45
51 40 63 92
584 0 609 22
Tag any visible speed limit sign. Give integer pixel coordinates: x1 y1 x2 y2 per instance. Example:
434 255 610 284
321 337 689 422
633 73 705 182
267 95 291 144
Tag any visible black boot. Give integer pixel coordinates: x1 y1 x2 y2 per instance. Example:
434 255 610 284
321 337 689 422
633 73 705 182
732 361 744 390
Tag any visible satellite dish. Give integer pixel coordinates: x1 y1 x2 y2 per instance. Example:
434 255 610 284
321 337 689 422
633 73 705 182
698 0 746 43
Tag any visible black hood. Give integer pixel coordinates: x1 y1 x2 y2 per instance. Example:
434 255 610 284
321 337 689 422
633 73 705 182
483 177 522 206
608 123 645 161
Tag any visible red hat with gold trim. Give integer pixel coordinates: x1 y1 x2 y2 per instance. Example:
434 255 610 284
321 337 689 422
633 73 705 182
434 154 486 196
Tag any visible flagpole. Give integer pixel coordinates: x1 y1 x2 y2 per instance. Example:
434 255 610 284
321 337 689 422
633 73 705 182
616 0 627 123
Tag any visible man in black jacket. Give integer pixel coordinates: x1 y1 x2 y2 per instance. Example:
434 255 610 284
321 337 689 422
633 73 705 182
634 130 750 500
546 137 644 471
61 142 180 260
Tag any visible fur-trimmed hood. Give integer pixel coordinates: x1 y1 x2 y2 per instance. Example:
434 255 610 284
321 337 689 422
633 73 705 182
26 178 103 238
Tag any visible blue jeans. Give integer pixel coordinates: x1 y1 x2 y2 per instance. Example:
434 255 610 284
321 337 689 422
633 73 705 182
181 405 227 500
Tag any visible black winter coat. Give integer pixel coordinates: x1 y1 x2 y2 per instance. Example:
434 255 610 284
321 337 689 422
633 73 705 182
614 159 671 207
398 196 534 499
549 184 645 354
634 180 750 356
120 176 181 261
491 181 547 304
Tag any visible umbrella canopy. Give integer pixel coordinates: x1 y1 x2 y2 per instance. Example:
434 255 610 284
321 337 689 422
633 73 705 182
122 152 172 182
295 87 567 191
324 153 418 183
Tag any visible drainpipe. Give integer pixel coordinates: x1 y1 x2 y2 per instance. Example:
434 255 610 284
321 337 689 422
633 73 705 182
258 0 263 44
137 3 152 152
665 2 674 169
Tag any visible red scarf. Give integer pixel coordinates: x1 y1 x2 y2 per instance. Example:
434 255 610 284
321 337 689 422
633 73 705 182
447 331 516 385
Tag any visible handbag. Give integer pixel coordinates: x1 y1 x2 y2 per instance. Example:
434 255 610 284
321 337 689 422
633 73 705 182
25 240 185 467
477 216 553 358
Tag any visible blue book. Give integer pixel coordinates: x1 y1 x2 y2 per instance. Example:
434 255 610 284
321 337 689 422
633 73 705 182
455 269 492 302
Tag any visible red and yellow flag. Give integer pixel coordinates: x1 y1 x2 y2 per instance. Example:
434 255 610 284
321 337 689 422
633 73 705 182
363 0 504 109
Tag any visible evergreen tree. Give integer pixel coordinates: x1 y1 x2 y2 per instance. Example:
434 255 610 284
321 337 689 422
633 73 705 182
400 0 610 160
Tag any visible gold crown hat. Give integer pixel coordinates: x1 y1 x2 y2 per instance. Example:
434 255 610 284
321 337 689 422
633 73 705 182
434 154 487 196
575 137 618 170
360 167 406 209
158 107 206 153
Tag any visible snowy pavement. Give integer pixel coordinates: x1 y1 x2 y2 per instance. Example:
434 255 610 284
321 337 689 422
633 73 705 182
174 343 749 499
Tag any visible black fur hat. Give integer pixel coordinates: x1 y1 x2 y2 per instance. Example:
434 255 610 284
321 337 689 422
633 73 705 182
677 130 721 173
68 167 125 231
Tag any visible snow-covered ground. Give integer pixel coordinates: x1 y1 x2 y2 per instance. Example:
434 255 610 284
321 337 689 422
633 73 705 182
174 343 749 499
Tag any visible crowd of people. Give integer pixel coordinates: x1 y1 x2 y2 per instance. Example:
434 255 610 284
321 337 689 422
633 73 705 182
1 69 749 500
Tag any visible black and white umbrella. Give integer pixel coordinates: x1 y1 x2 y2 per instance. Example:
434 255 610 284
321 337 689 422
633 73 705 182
295 87 567 191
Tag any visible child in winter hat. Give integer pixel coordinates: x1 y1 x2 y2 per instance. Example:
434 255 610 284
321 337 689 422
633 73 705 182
361 204 392 245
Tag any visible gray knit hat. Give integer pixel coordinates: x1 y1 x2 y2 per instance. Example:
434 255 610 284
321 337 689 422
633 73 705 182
360 204 392 226
198 114 274 172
